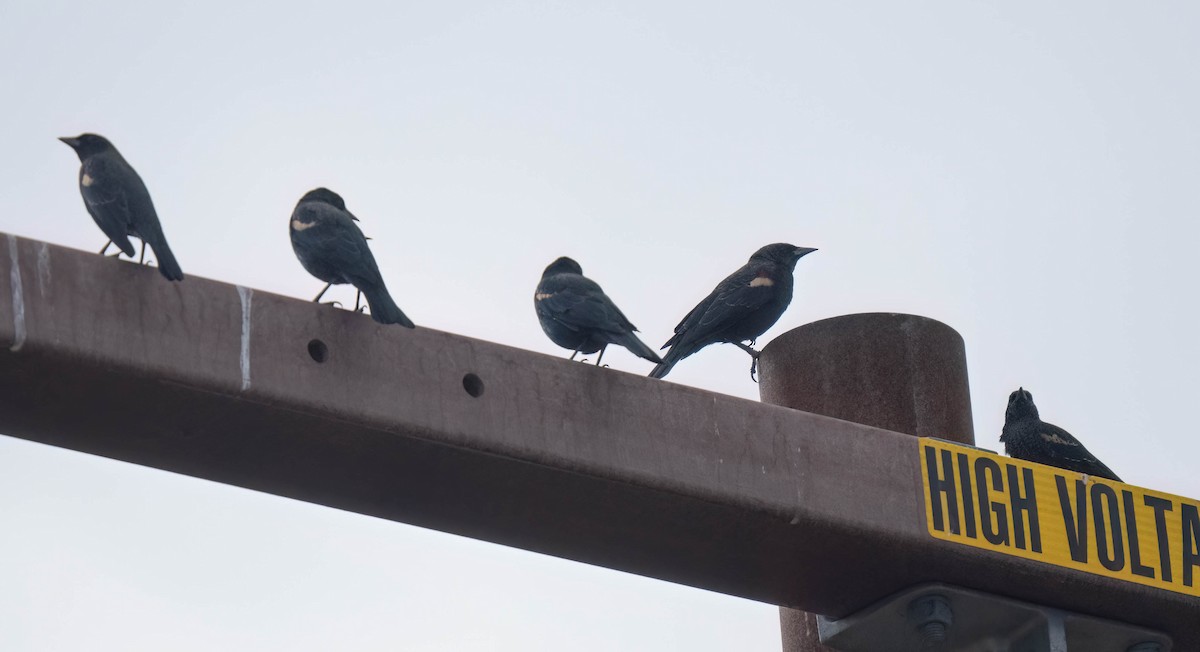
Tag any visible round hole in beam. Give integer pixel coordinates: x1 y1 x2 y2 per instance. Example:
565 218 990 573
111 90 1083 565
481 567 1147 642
462 373 484 398
307 339 328 363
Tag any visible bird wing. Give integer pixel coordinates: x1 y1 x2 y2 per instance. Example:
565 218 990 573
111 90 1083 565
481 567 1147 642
310 207 373 258
536 278 631 335
666 265 774 347
80 158 137 245
1038 423 1121 480
298 202 387 287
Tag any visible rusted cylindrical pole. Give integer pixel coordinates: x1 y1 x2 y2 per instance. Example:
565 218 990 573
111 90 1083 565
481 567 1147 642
758 313 975 652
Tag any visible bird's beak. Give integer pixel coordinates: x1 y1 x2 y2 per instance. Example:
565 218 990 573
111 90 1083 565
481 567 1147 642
794 247 818 258
58 136 80 149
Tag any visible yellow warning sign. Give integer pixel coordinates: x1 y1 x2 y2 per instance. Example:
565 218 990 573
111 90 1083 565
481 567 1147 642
920 438 1200 597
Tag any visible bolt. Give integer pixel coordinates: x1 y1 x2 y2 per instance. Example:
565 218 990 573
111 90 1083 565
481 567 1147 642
1127 644 1162 652
907 595 953 647
919 620 947 643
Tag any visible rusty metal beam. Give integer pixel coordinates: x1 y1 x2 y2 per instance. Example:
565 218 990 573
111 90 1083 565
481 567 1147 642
1 233 1197 647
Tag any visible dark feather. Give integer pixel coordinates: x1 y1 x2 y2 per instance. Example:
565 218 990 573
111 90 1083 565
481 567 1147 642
1001 388 1121 481
61 133 183 280
650 243 815 379
290 188 414 327
535 257 661 364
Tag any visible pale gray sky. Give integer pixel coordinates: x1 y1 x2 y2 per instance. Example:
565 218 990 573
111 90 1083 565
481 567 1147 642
2 1 1199 650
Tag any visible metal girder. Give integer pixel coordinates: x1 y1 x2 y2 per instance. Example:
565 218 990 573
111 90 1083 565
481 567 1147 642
1 233 1197 646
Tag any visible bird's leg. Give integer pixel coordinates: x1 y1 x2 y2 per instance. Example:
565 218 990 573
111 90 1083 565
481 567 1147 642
139 241 147 265
355 290 366 313
733 342 762 382
313 283 342 307
570 349 581 361
594 345 607 366
99 241 112 255
733 341 761 358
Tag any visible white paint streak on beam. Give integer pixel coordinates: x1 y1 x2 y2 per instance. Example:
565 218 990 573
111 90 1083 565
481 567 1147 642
36 242 50 297
7 235 26 352
237 285 253 390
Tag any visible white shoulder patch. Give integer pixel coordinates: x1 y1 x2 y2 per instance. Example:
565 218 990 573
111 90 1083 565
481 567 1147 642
291 218 318 232
749 276 774 288
81 173 94 187
535 292 554 301
1041 432 1077 446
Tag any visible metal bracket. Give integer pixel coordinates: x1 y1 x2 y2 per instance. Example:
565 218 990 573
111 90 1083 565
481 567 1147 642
817 583 1171 651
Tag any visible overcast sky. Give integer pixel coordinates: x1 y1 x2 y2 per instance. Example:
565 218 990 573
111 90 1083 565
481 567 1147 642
3 1 1200 650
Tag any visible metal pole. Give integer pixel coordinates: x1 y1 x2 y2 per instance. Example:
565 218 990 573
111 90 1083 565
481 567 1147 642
758 313 975 652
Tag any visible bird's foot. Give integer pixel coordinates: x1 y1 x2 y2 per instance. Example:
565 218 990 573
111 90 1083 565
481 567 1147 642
318 300 343 308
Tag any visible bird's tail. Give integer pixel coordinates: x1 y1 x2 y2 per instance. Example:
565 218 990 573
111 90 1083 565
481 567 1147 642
648 343 690 379
151 240 184 281
616 331 663 364
648 359 674 379
361 284 415 328
1094 461 1122 483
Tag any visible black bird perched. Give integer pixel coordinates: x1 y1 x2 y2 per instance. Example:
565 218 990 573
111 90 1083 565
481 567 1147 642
535 257 662 366
59 133 184 281
649 243 816 380
289 188 414 327
1001 387 1121 481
